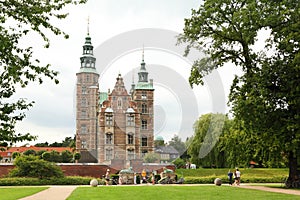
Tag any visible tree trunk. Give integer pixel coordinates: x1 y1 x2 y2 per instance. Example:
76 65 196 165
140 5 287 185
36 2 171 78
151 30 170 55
286 151 299 188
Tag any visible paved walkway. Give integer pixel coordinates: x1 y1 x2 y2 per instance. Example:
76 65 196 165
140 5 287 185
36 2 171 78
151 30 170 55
16 184 300 200
19 186 77 200
239 184 300 196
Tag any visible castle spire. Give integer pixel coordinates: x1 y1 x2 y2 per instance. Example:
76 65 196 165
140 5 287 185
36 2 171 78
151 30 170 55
138 46 148 83
87 16 90 36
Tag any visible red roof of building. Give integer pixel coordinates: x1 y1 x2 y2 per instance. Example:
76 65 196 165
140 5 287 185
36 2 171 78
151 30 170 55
0 146 73 158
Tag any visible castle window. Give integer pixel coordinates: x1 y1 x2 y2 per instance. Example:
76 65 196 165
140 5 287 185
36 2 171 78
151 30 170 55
81 125 87 134
141 136 148 146
142 104 147 113
81 110 87 118
127 149 135 160
81 98 87 106
86 74 90 82
127 115 134 126
105 115 113 126
142 91 147 99
106 133 113 144
141 150 148 158
127 133 134 144
82 86 86 94
106 149 113 160
81 141 87 149
141 120 147 130
117 98 122 109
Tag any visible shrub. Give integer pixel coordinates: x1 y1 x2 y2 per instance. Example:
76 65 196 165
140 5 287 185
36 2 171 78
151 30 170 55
73 152 81 162
61 150 73 163
9 155 64 179
0 176 96 186
23 149 36 156
172 158 186 168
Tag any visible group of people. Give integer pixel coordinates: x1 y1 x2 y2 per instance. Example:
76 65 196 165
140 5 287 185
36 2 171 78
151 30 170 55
227 168 241 186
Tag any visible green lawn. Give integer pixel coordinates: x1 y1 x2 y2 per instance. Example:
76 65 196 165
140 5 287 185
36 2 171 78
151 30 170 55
0 187 48 200
67 185 300 200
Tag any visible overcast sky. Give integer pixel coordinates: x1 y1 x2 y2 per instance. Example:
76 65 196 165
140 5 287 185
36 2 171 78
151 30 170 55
14 0 241 146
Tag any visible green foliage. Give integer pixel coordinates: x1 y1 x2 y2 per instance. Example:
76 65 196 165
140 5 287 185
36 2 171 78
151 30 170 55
42 151 51 161
61 150 73 163
9 155 64 179
179 0 300 182
73 152 81 161
168 135 186 155
172 158 186 169
23 149 36 156
0 0 87 145
0 176 94 186
188 113 233 168
11 152 20 159
143 152 160 163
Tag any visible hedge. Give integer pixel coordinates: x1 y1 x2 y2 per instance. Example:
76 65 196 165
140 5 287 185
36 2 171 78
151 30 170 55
0 176 99 186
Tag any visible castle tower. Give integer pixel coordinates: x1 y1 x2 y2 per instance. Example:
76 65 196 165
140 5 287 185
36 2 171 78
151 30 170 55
133 50 155 157
75 30 99 161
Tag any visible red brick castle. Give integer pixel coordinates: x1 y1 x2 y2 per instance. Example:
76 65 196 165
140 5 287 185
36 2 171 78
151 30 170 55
75 32 154 164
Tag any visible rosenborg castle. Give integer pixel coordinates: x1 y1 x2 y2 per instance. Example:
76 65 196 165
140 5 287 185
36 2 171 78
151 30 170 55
75 32 154 164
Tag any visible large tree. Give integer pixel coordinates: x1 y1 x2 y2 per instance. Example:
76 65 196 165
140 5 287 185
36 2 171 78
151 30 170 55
188 113 232 168
179 0 299 185
0 0 87 145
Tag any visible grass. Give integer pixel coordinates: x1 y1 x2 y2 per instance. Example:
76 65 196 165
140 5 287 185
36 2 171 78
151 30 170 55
0 187 48 200
176 168 288 183
67 185 300 200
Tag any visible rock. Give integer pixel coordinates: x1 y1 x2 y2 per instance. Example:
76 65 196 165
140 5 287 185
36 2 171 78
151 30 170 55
90 179 98 187
214 178 222 186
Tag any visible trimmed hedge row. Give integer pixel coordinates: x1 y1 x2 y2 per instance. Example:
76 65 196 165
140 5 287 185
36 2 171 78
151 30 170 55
0 176 100 186
184 176 284 184
0 175 284 186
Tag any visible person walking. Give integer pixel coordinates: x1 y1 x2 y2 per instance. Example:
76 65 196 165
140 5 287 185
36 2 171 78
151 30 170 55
235 168 241 186
105 169 110 186
228 170 233 185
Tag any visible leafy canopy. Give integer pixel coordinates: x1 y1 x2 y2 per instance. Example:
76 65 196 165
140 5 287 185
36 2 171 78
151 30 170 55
0 0 87 145
179 0 299 180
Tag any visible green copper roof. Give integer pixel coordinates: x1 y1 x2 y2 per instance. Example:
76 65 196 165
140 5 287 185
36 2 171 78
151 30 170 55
78 67 99 74
135 82 154 90
99 92 108 105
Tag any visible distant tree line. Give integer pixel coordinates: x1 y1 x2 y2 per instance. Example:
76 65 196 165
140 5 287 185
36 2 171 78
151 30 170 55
34 136 75 147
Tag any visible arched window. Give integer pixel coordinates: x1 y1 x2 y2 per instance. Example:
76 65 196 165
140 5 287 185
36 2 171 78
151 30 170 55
142 104 147 113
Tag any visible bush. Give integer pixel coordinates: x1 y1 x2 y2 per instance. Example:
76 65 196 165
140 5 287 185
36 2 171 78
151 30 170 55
9 155 64 179
172 158 186 168
0 176 96 186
